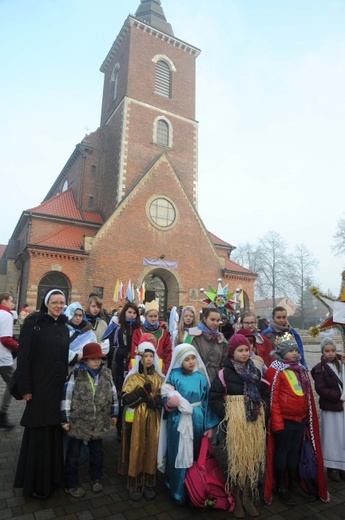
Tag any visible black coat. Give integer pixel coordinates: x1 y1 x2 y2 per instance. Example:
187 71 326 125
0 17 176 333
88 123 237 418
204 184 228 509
17 311 69 427
311 356 343 412
209 358 270 423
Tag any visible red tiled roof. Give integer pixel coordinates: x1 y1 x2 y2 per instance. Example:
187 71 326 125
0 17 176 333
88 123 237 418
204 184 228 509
34 226 98 250
82 211 104 224
255 297 291 308
0 244 6 259
225 258 257 276
29 190 82 220
208 231 234 248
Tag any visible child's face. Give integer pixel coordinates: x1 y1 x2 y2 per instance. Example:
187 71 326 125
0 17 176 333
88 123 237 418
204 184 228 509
323 344 337 363
183 311 194 326
146 310 159 325
71 309 84 326
143 351 154 368
233 345 250 363
242 316 256 333
85 357 102 370
88 302 101 316
283 348 299 362
273 311 287 327
203 311 221 331
125 307 137 320
182 354 197 372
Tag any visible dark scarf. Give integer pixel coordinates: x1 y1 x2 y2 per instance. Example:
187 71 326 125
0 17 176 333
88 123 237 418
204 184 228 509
231 358 261 422
138 361 156 375
85 313 100 326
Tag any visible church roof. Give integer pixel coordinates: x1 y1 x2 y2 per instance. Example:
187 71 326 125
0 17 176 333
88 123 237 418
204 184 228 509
224 257 257 277
34 225 98 250
135 0 174 36
208 232 235 249
28 190 104 224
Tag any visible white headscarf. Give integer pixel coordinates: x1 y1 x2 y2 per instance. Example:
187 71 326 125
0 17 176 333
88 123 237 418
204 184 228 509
165 343 210 387
44 288 65 306
124 341 164 383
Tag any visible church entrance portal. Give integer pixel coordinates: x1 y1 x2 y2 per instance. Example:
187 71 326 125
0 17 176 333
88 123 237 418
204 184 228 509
143 269 179 321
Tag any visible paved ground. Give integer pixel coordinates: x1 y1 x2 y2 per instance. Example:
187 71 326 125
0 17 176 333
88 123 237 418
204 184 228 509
1 343 345 520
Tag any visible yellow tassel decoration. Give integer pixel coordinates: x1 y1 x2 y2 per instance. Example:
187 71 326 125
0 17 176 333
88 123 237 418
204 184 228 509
310 286 320 297
309 326 320 338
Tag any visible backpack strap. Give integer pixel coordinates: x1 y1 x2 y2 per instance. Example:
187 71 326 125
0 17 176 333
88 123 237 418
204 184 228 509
197 436 212 468
218 368 226 389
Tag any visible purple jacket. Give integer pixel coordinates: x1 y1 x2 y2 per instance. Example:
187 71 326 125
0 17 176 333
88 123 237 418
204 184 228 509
311 356 343 412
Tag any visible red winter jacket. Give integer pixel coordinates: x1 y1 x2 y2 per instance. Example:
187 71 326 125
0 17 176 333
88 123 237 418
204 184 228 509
266 365 308 432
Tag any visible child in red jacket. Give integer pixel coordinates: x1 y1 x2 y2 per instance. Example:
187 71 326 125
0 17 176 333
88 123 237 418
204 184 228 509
131 301 171 374
264 333 328 505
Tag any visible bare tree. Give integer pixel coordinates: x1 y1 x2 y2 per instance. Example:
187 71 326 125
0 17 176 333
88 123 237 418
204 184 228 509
258 231 298 306
292 244 318 328
233 231 296 304
332 215 345 256
232 242 266 299
232 242 262 273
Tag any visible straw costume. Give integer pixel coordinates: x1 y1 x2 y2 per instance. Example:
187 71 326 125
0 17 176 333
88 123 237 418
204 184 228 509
210 334 269 517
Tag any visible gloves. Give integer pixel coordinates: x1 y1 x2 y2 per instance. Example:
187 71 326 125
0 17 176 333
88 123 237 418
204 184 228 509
144 383 152 394
167 394 180 408
147 398 155 409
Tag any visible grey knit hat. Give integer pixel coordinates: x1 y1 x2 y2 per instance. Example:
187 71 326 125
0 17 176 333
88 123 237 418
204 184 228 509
320 336 337 352
270 332 299 360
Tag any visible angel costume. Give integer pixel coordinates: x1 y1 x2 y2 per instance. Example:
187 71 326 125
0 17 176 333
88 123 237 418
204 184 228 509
158 344 219 504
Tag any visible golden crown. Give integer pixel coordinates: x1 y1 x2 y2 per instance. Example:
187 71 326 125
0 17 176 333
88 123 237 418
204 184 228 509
274 332 295 348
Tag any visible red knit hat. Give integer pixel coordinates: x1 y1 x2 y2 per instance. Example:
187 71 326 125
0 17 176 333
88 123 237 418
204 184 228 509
82 342 107 359
228 334 251 357
139 332 157 348
239 328 256 344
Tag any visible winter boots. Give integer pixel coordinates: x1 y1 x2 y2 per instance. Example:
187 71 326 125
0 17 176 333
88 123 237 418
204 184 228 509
275 469 296 506
232 486 245 518
232 485 259 518
242 485 259 517
288 467 316 501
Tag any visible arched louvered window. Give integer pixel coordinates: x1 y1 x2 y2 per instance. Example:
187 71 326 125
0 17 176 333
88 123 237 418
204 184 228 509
113 68 119 101
155 60 171 98
156 119 169 147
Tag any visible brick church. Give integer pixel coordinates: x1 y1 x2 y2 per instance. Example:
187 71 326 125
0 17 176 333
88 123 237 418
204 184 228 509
0 0 256 317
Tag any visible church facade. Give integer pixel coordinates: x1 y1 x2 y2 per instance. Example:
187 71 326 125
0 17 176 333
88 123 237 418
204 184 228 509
0 0 256 316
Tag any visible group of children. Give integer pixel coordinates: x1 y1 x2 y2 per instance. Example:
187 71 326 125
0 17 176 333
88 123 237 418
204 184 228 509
60 302 345 516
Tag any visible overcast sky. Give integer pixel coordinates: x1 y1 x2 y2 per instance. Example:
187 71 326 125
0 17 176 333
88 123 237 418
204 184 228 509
1 0 344 296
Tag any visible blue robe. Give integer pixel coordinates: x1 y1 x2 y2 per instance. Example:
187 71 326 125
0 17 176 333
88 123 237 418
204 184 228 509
164 368 219 503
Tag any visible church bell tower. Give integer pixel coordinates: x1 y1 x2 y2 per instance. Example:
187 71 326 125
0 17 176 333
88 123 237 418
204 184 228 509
98 0 201 220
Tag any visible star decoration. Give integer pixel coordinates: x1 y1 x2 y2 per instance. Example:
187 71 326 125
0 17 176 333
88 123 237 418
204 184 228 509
309 271 345 343
199 278 239 315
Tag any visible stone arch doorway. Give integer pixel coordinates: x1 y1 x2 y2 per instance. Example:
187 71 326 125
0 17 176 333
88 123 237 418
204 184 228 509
143 269 179 320
36 272 71 309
